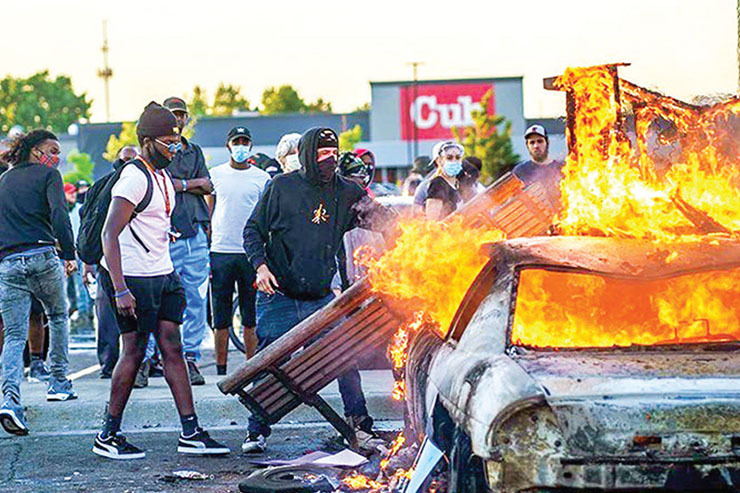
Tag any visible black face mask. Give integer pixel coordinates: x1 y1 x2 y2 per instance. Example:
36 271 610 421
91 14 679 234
149 143 171 170
317 156 337 184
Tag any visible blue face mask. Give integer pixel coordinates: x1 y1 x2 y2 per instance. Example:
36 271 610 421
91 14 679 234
443 161 463 177
231 145 250 163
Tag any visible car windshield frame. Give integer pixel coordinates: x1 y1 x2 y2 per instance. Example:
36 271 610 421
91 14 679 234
507 263 740 352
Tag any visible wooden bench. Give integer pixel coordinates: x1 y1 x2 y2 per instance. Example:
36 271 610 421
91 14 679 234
218 172 558 446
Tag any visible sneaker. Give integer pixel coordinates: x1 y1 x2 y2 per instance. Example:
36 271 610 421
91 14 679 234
241 434 267 454
92 432 146 460
348 415 386 453
178 428 230 455
0 400 28 436
46 378 78 401
133 360 149 389
28 359 51 383
187 361 205 386
148 359 164 378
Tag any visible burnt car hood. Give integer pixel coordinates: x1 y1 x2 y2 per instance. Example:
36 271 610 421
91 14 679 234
513 351 740 456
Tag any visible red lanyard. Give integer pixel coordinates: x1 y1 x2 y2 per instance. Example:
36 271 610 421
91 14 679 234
140 157 171 215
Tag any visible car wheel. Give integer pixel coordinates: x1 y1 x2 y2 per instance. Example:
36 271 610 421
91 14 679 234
238 465 335 493
448 427 487 493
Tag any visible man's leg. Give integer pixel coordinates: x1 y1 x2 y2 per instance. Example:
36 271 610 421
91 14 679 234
27 304 51 382
210 253 236 373
0 259 32 406
156 320 194 416
236 256 258 360
107 332 147 418
95 286 119 377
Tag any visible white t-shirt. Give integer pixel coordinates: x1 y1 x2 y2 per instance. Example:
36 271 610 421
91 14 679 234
210 163 271 254
101 162 175 277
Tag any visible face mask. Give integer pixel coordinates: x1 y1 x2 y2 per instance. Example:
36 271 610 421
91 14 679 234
149 143 172 170
317 155 337 184
230 145 250 163
443 161 463 177
38 151 60 168
284 154 301 172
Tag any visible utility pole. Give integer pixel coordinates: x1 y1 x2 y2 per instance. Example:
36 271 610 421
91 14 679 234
97 20 113 122
407 61 424 161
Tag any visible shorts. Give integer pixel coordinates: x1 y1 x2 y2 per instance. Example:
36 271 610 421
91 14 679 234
99 268 186 335
30 295 43 316
210 252 257 329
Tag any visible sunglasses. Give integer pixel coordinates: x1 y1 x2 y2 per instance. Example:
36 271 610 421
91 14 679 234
155 138 183 154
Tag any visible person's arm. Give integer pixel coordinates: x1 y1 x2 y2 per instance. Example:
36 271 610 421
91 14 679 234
102 197 137 317
425 178 446 221
243 181 279 294
172 176 212 195
46 171 77 274
205 194 216 218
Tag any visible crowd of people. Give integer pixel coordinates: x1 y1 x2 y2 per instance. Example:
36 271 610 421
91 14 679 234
0 96 561 460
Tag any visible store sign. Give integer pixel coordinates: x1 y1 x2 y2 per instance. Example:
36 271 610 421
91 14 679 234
399 82 495 140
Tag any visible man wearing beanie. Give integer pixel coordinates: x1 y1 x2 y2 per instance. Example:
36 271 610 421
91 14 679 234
162 96 212 386
93 102 229 460
242 127 387 454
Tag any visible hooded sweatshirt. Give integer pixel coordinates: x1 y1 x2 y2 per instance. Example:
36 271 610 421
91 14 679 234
243 127 368 300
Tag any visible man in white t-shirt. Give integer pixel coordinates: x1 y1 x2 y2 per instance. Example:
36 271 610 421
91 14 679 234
205 126 270 375
92 102 229 460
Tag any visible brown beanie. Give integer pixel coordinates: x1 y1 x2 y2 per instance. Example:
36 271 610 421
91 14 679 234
136 102 179 140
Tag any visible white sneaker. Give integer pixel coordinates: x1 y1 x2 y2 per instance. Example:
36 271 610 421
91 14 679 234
241 434 266 454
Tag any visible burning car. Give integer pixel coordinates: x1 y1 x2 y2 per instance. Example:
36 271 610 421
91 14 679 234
404 235 740 491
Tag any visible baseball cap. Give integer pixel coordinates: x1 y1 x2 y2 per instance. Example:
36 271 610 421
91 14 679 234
163 96 188 113
63 183 77 194
227 126 252 145
524 124 547 139
76 179 90 188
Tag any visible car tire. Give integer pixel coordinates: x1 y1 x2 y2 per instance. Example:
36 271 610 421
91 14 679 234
448 427 487 493
238 465 335 493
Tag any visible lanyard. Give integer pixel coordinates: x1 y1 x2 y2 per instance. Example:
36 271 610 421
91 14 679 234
139 157 171 215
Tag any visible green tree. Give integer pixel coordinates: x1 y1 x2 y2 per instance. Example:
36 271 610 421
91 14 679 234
261 85 306 114
0 71 91 133
188 85 209 118
306 97 332 113
212 83 251 116
339 124 363 152
354 102 371 112
452 89 519 183
63 151 95 184
103 122 137 162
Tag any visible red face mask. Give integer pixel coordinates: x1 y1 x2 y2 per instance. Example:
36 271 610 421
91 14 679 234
38 152 60 168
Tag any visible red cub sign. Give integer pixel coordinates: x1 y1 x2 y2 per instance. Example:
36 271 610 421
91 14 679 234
399 82 495 141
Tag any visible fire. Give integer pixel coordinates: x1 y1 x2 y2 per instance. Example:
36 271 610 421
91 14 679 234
359 217 505 335
380 433 406 469
388 312 427 400
554 65 740 241
341 433 413 492
512 267 740 348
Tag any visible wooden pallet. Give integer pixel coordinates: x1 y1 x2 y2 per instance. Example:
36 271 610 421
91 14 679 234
218 171 558 445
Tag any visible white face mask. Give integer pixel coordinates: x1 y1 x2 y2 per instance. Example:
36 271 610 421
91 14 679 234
284 153 301 172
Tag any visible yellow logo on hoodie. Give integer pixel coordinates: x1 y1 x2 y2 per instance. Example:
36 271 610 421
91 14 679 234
311 203 329 224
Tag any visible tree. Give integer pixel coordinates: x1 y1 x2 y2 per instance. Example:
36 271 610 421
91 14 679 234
188 85 209 118
0 71 91 134
63 151 95 184
339 125 363 152
306 97 332 113
212 83 251 116
354 102 371 112
260 85 333 114
103 122 138 162
452 89 519 183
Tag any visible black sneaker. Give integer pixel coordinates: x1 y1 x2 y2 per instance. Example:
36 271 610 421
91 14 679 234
178 428 230 455
187 361 205 386
92 432 146 460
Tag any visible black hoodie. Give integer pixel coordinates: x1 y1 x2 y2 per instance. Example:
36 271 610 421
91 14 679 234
243 127 368 300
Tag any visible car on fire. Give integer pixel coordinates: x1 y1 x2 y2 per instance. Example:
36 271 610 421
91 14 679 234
405 236 740 492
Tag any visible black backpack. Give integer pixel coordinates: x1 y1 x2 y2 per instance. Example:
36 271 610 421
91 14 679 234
77 159 154 265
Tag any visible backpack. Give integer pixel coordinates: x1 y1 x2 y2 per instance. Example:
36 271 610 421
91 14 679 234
77 159 154 265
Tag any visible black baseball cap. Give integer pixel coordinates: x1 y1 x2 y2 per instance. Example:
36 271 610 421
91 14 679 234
227 126 252 145
163 96 188 113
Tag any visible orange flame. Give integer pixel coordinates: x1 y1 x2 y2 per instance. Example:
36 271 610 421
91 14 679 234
388 312 427 400
341 433 413 491
360 217 505 335
555 65 740 240
380 433 407 470
512 267 740 348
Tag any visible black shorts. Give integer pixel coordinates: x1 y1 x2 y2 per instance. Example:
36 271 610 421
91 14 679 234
99 269 186 335
210 252 257 329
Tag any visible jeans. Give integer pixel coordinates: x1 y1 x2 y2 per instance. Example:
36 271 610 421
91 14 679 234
0 250 69 403
248 291 368 437
169 228 209 361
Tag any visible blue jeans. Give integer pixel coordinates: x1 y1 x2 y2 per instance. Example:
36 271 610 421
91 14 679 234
0 250 69 403
169 228 209 361
248 291 369 437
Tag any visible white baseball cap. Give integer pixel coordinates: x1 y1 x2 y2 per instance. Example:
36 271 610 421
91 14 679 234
524 124 548 139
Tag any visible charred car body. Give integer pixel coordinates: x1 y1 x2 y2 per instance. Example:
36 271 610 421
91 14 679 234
405 236 740 491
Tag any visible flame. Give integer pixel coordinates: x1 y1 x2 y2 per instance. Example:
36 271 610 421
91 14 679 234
512 267 740 348
341 433 413 491
360 217 504 335
388 312 427 400
380 433 407 469
554 65 740 241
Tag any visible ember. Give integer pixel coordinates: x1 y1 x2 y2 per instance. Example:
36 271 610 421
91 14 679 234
512 266 740 348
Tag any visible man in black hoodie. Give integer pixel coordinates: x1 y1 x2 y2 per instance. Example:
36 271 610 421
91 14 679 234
242 127 384 454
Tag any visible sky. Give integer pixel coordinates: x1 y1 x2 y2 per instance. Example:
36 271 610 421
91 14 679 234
2 0 737 123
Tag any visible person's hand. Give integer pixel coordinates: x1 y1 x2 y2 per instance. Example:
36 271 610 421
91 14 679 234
256 264 279 295
115 290 137 319
64 260 78 276
82 264 95 286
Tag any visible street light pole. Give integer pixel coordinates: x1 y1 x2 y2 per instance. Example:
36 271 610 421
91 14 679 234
97 20 113 122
